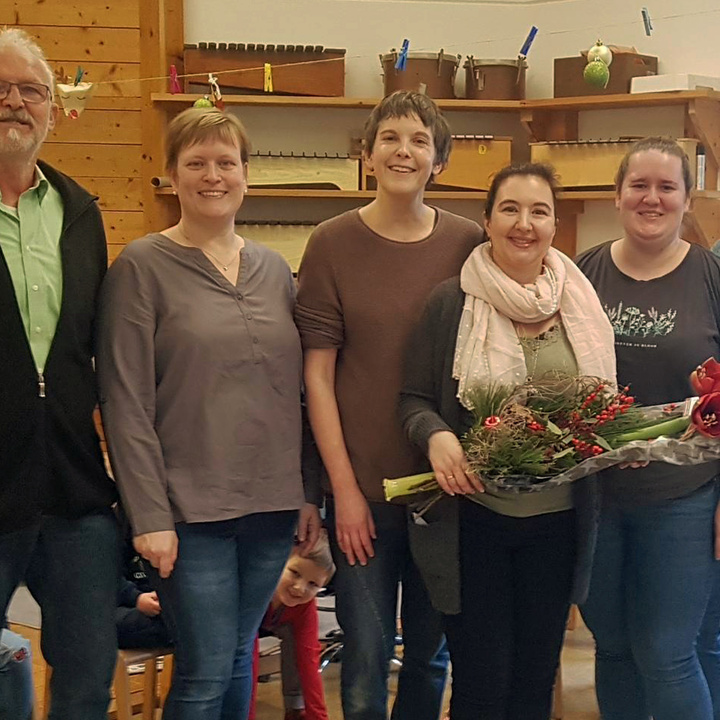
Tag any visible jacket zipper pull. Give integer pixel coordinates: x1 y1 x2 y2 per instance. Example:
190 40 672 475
38 372 46 398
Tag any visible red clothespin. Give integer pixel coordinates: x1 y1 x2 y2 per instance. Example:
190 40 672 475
169 65 182 94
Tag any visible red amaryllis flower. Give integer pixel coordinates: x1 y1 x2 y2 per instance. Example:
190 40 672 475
690 358 720 396
692 392 720 437
484 415 501 429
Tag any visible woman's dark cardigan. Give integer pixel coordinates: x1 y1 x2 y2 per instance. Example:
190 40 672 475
398 277 600 615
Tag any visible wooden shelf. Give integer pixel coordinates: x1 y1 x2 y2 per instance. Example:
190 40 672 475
557 189 720 201
151 90 720 113
153 187 720 201
154 187 488 200
147 88 720 252
523 90 720 112
150 93 521 112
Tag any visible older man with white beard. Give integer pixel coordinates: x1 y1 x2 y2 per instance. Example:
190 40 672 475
0 28 118 720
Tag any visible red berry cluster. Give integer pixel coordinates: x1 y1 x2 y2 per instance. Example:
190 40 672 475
571 437 604 458
580 383 606 411
594 386 634 427
527 421 544 433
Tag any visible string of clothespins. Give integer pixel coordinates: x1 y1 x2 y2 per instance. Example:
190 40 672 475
52 4 715 119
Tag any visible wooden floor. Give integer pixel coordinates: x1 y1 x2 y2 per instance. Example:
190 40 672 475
12 620 600 719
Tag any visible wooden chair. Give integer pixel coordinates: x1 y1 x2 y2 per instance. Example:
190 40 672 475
112 648 174 720
43 647 174 720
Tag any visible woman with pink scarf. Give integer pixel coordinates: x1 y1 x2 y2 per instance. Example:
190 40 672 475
399 163 616 720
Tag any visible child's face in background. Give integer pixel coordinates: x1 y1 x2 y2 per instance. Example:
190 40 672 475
274 555 329 608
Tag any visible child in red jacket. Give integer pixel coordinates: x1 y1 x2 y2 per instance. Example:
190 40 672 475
250 532 336 720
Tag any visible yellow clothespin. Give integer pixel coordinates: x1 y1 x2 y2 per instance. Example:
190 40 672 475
264 63 274 93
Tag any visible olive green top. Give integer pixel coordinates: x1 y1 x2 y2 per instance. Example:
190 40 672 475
472 321 578 518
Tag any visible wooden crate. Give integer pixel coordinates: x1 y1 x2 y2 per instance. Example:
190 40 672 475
530 138 699 188
554 52 658 97
435 136 512 191
361 136 512 191
250 153 359 191
184 43 345 97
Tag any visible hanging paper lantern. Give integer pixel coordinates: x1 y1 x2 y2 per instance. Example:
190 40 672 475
56 81 95 119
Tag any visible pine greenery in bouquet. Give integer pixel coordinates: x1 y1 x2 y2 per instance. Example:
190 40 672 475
385 359 720 502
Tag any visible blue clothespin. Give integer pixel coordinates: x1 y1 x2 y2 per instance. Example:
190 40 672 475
641 7 653 36
519 26 539 59
73 66 84 86
395 39 409 71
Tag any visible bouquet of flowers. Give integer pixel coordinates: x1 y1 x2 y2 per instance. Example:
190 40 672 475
384 358 720 501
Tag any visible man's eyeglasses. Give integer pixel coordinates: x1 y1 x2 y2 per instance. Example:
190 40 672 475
0 81 51 104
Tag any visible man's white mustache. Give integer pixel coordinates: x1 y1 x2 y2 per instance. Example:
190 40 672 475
0 111 32 124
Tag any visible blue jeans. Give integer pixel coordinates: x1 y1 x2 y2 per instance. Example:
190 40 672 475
698 560 720 719
580 479 719 720
0 512 119 720
0 628 34 720
156 511 297 720
327 499 449 720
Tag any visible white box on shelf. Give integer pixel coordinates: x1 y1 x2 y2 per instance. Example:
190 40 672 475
631 74 720 93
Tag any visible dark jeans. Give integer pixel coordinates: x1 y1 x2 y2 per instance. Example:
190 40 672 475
580 479 719 720
444 499 576 720
156 511 297 720
0 512 119 720
116 606 173 650
698 561 720 720
327 499 449 720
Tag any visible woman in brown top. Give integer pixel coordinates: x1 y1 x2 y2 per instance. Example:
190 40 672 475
98 108 320 720
296 92 483 720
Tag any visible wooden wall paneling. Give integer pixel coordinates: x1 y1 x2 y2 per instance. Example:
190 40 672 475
1 1 139 28
24 26 140 63
11 0 143 260
107 243 127 263
68 96 141 111
83 178 144 212
53 62 142 98
50 110 141 145
102 211 145 245
140 0 185 234
40 144 142 178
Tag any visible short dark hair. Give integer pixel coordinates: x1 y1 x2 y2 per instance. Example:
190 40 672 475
166 108 251 173
363 91 452 167
615 136 694 196
485 163 560 220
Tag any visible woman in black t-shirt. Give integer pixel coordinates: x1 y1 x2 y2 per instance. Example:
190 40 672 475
577 137 720 720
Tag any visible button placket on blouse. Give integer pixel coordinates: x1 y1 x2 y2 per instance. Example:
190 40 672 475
235 285 262 363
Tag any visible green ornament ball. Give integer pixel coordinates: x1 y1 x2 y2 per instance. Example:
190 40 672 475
583 59 610 89
193 96 214 108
